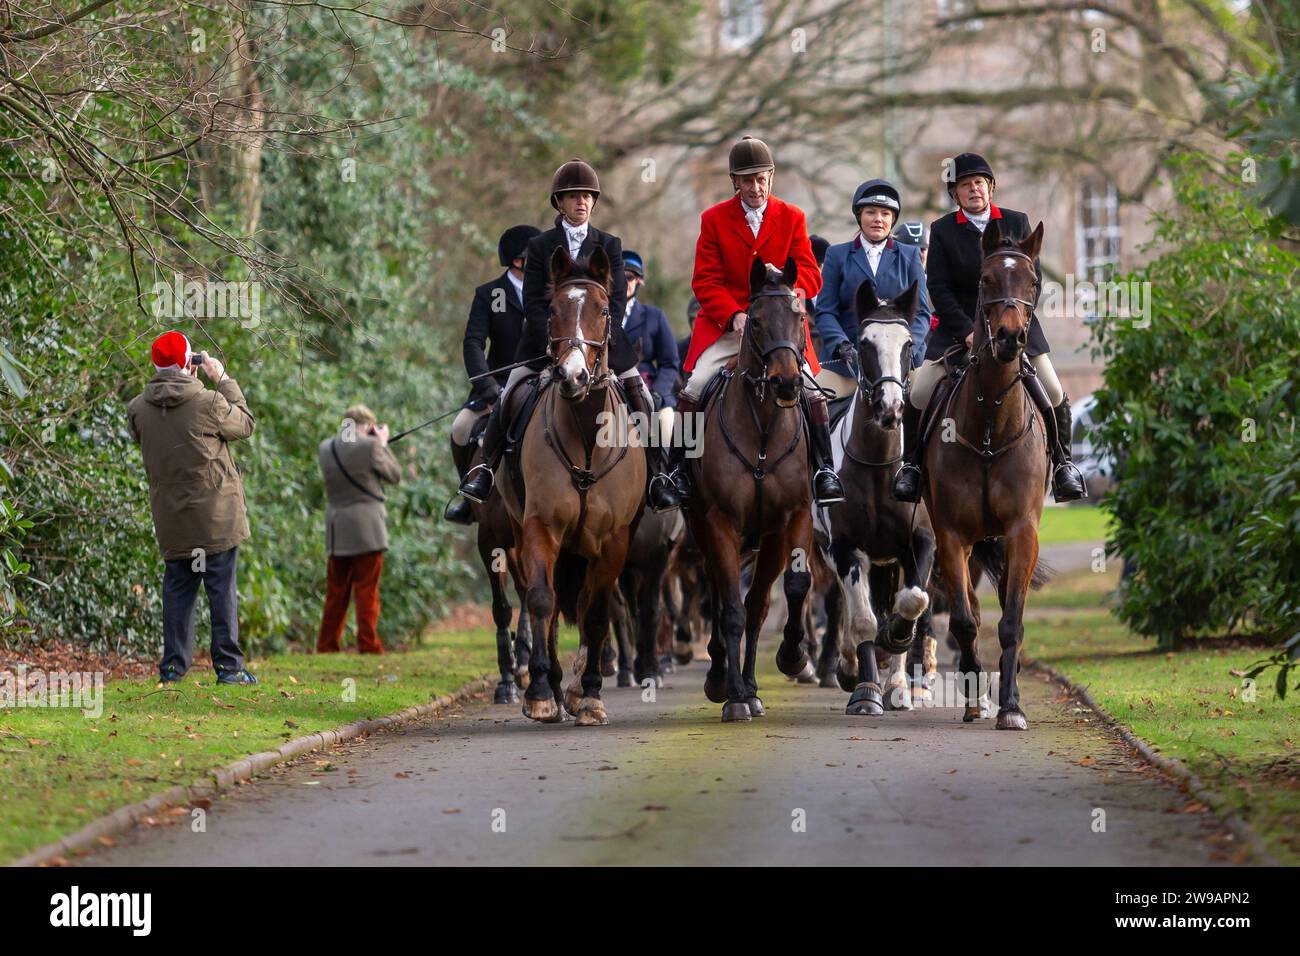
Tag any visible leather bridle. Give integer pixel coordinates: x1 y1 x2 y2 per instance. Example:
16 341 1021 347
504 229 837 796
547 277 613 388
740 286 807 408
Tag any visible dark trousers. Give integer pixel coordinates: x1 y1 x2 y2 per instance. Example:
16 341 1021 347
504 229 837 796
316 551 385 654
161 546 244 678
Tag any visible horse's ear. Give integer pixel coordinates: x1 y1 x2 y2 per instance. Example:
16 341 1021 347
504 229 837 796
588 245 611 290
782 255 798 290
749 256 768 296
550 245 573 284
894 279 920 321
854 277 881 322
1020 220 1044 261
981 218 1003 257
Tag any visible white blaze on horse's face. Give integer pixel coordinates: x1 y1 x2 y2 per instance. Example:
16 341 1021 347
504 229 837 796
860 321 910 420
1002 256 1017 271
558 285 590 391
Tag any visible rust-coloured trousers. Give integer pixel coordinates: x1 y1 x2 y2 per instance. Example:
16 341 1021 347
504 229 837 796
316 551 385 654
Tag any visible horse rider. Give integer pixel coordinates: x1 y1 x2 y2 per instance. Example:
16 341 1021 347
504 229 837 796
666 135 845 506
891 151 1086 503
893 219 930 268
621 249 681 465
814 179 934 396
892 218 934 365
444 224 540 525
458 159 680 512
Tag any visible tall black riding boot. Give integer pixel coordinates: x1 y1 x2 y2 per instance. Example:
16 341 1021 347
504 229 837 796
807 392 846 505
891 401 924 503
443 435 478 525
624 377 679 513
1024 377 1086 502
459 401 507 504
663 394 696 502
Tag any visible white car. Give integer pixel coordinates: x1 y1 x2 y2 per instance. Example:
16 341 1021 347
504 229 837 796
1070 392 1117 497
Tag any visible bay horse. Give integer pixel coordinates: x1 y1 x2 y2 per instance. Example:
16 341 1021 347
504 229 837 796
924 220 1049 730
686 258 817 722
814 278 936 715
498 246 646 726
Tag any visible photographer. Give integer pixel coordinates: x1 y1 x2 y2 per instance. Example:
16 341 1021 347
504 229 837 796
127 331 257 686
316 404 401 655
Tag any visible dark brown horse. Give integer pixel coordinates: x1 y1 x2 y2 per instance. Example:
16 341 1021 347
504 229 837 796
814 278 936 715
498 246 646 726
924 220 1049 730
467 439 532 703
686 258 816 722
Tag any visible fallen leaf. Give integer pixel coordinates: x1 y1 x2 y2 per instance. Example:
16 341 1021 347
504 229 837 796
1079 756 1097 766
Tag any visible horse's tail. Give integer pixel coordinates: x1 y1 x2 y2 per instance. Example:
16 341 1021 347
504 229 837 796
553 549 585 625
969 539 1054 591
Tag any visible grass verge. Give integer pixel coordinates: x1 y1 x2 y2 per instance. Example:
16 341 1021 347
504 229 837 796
0 630 498 864
1036 503 1112 545
1028 571 1299 864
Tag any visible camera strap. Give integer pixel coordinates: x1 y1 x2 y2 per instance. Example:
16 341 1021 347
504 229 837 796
329 438 386 503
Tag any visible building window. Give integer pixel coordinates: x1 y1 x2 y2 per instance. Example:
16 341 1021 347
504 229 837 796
720 0 764 49
1077 178 1121 283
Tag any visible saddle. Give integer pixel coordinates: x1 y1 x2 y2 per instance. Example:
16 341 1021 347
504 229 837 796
828 394 854 432
914 344 972 460
502 372 544 507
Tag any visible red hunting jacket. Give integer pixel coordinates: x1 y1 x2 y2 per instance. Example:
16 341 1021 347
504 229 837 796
686 194 823 374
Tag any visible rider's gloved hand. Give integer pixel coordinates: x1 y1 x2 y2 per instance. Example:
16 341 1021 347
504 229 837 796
833 341 858 364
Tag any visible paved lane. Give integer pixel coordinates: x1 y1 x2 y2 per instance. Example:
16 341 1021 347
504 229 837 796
85 641 1234 866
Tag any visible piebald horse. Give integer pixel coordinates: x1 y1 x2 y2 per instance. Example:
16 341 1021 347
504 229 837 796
815 278 937 715
498 246 646 726
925 220 1049 730
687 258 817 722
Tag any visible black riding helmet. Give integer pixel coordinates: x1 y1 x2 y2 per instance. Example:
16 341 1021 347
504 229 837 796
893 220 929 249
946 152 996 197
851 179 902 227
497 224 542 267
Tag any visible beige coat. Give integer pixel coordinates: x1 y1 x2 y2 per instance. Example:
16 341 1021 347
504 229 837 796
127 370 255 560
318 432 401 556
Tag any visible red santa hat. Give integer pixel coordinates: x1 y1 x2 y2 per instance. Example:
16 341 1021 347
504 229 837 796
151 330 191 370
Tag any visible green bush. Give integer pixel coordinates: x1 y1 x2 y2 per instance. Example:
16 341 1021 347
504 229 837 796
1091 157 1300 648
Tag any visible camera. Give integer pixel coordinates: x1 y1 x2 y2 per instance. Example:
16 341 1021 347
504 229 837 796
191 354 205 365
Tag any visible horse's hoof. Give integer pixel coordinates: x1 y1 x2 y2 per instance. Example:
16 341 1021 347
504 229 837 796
563 686 584 717
600 660 617 679
721 701 752 722
748 696 765 717
962 704 983 722
795 661 818 684
884 684 912 711
846 682 884 716
909 685 932 703
574 698 609 727
996 708 1028 731
703 671 728 704
494 681 519 705
775 644 810 678
836 668 857 693
522 696 560 723
673 642 694 666
658 653 677 674
617 671 633 688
